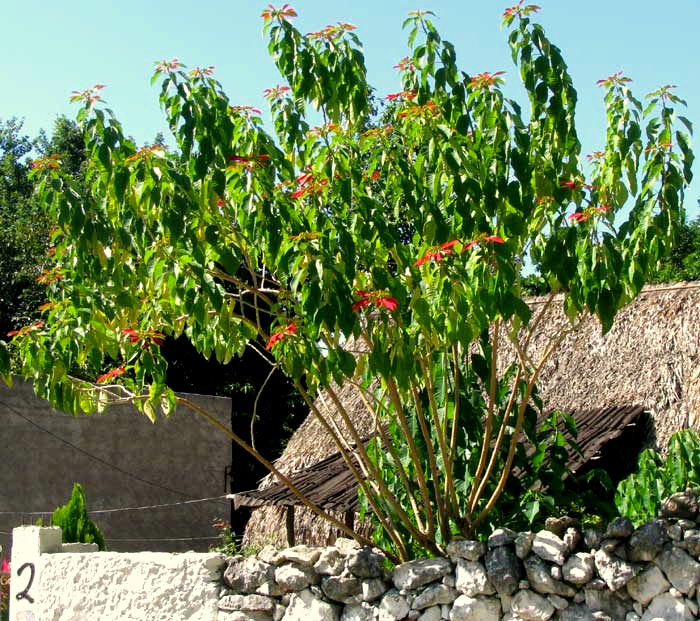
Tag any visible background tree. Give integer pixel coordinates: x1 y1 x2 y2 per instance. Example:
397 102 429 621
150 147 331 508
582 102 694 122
2 5 693 560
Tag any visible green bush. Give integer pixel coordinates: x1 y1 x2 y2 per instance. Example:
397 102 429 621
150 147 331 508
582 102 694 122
615 429 700 526
50 483 107 550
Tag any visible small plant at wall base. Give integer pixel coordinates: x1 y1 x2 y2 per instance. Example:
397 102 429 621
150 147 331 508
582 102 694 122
0 4 692 561
0 559 8 621
51 483 107 550
615 428 700 526
210 518 239 556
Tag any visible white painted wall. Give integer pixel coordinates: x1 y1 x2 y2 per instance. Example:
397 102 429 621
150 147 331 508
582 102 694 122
11 526 224 621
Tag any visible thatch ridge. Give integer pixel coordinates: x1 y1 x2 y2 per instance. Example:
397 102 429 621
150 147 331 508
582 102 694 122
242 281 700 548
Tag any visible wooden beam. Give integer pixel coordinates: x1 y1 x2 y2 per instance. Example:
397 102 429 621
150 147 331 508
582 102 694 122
286 505 295 547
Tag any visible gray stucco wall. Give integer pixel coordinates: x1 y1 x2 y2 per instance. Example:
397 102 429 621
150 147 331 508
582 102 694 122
0 378 232 555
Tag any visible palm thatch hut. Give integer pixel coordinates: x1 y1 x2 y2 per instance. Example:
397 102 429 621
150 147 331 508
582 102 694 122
237 281 700 548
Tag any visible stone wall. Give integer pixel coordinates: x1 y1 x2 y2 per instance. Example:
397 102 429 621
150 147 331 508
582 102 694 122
218 491 700 621
10 490 700 620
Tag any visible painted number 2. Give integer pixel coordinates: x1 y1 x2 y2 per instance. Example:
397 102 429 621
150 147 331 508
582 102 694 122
16 562 35 604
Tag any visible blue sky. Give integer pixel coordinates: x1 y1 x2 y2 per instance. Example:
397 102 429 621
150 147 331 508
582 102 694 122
2 1 698 214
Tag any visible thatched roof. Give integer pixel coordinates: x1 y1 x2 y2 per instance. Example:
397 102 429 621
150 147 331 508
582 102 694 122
241 281 700 548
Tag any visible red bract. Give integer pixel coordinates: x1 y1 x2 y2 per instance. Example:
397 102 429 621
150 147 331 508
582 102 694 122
308 22 356 41
469 71 506 89
352 290 398 312
7 321 44 338
189 66 215 78
31 154 62 171
266 323 297 350
385 91 416 101
155 58 183 73
96 366 127 384
263 85 290 100
393 57 416 72
261 4 297 21
587 151 606 162
503 1 540 20
415 240 460 266
398 101 438 120
69 84 105 104
229 105 262 116
36 268 63 284
122 328 140 343
462 235 505 252
596 71 632 88
559 180 577 190
568 212 589 223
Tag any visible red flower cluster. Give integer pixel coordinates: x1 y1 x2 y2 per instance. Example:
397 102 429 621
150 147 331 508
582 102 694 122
568 205 609 223
462 235 505 251
189 66 215 78
308 123 339 138
96 366 127 384
227 154 270 171
308 22 356 41
126 144 168 163
385 91 417 101
596 71 632 88
398 101 438 120
352 291 398 312
7 321 44 339
469 71 506 90
69 84 105 104
261 4 297 21
264 85 291 100
559 180 595 191
266 323 297 350
290 172 328 199
31 154 62 171
229 105 262 116
586 151 606 162
414 240 460 267
154 58 183 73
36 267 64 284
123 328 165 348
503 2 541 21
645 142 673 154
393 57 416 72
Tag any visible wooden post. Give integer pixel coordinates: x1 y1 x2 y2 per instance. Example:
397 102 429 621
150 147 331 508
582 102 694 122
285 505 295 547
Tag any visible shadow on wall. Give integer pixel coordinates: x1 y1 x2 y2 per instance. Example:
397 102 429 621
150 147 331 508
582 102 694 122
0 378 232 556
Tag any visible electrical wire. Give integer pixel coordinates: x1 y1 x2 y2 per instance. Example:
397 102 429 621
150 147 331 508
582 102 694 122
0 396 228 503
0 495 230 516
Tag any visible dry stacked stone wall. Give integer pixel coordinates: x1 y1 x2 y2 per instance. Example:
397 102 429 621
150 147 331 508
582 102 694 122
217 490 700 621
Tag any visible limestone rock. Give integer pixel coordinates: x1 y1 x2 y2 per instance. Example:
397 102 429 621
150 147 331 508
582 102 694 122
562 553 595 587
563 527 581 554
583 530 603 551
655 544 700 594
448 595 501 621
626 566 670 606
524 554 576 597
556 603 596 620
417 606 441 621
412 583 458 610
640 592 695 621
454 559 495 596
485 545 521 594
593 549 637 591
446 540 485 562
341 602 376 621
277 545 323 567
545 516 581 538
533 530 569 565
682 529 700 557
515 532 535 560
275 563 317 592
283 588 339 621
347 548 385 579
378 589 410 621
487 527 517 548
626 520 668 562
315 548 345 576
225 557 275 593
510 590 555 620
362 578 388 602
321 572 363 604
393 557 452 590
605 517 634 539
660 491 699 521
584 587 631 620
